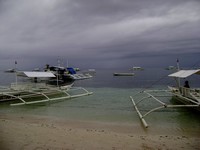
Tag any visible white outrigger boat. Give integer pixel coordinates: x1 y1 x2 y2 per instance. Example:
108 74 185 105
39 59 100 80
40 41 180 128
0 71 93 106
168 69 200 109
130 69 200 128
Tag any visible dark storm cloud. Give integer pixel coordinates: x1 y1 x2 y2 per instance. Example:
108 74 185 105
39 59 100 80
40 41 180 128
0 0 200 68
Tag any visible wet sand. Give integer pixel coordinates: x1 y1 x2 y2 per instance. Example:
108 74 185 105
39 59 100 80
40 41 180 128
0 114 199 150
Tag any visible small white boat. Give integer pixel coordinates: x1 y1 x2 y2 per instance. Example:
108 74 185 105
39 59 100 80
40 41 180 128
88 69 96 72
165 66 176 70
5 68 15 73
32 68 40 71
131 67 143 70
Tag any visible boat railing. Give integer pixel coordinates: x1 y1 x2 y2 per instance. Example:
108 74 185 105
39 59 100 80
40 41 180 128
0 86 10 92
180 87 190 97
180 87 200 102
10 82 48 91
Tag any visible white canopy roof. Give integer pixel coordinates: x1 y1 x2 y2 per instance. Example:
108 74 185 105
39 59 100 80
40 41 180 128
168 69 200 78
23 71 56 78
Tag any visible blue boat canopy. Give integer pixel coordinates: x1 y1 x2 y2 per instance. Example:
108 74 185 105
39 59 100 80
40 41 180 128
67 68 76 74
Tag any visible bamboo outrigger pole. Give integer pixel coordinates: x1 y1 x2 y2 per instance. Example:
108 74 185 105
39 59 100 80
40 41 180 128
130 96 148 128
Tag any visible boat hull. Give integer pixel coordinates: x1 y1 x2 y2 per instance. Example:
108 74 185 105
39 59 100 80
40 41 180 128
168 86 200 111
172 95 200 112
113 73 134 76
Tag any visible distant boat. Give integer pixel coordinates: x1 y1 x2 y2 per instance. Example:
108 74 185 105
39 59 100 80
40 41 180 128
165 66 176 70
5 68 15 73
88 69 96 72
131 67 143 70
113 72 135 76
82 69 96 76
32 68 40 71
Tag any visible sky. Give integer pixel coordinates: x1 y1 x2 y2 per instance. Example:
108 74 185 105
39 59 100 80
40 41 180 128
0 0 200 70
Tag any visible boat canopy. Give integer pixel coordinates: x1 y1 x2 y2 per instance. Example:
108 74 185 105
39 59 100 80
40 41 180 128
22 71 56 78
168 69 200 78
67 67 76 74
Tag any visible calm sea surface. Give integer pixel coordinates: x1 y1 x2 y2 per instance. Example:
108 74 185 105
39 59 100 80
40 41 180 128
0 68 200 134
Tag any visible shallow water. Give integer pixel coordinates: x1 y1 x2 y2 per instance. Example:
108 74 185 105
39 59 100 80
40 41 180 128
0 69 200 135
1 87 200 135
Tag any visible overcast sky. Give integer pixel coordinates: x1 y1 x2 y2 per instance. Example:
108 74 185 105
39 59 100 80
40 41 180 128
0 0 200 69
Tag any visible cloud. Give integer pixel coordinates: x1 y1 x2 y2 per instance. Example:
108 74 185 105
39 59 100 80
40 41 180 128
0 0 200 68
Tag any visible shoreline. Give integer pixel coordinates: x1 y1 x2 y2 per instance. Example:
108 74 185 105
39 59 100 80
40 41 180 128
0 114 200 149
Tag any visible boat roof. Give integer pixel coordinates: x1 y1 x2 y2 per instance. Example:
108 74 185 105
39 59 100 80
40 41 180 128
23 71 56 78
168 69 200 78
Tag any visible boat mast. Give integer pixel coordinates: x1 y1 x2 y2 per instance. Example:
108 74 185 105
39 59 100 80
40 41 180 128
56 57 60 87
15 61 18 86
67 60 69 68
176 59 181 88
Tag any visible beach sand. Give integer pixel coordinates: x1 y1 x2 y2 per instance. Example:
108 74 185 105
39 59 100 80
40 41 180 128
0 114 199 150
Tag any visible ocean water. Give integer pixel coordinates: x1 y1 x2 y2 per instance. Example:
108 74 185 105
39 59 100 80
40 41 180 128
0 68 200 134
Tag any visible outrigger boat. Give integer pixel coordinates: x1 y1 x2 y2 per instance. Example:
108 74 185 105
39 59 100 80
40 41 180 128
45 65 93 82
0 71 93 106
168 69 200 110
130 69 200 128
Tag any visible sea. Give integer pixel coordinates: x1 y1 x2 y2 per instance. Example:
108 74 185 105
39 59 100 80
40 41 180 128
0 68 200 135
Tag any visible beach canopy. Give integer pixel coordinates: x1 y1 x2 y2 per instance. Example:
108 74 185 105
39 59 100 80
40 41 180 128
22 71 56 78
168 69 200 78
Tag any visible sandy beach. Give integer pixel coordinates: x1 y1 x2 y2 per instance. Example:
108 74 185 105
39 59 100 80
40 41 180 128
0 114 199 150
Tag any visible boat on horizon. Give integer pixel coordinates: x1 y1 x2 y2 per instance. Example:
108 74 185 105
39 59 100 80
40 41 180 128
113 72 135 76
165 66 177 70
5 68 16 73
131 67 144 71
